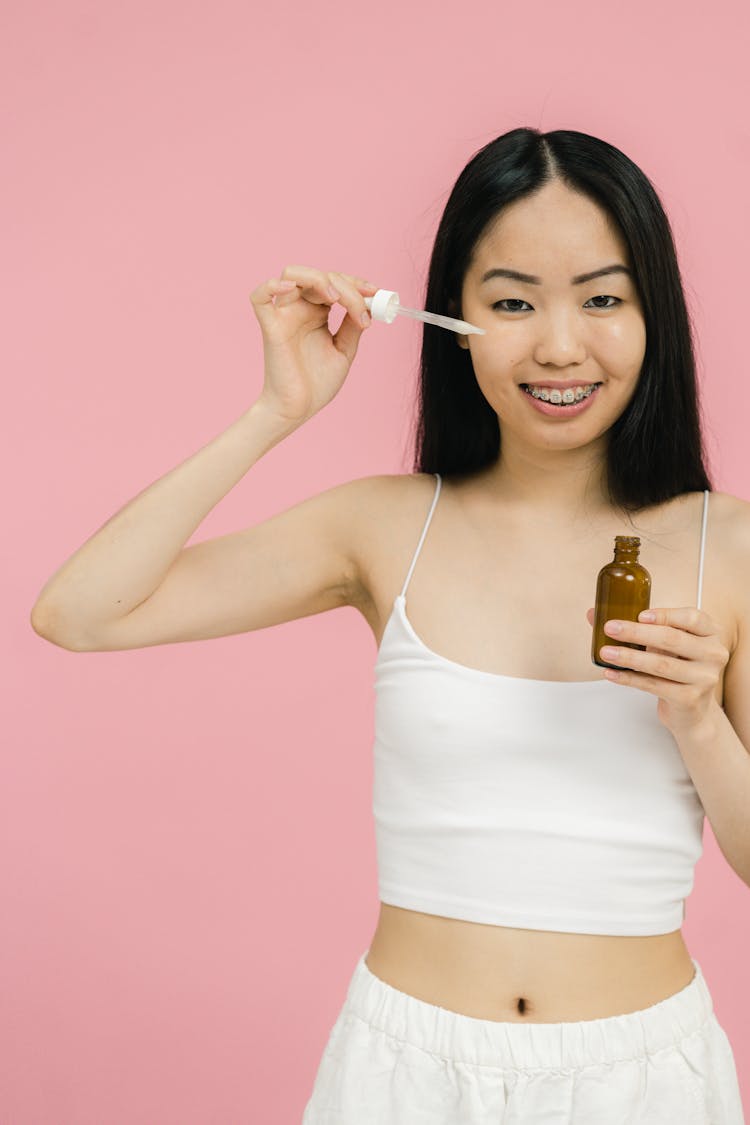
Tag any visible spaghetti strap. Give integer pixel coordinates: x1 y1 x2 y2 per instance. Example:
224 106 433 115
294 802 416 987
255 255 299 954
400 474 442 599
696 490 709 611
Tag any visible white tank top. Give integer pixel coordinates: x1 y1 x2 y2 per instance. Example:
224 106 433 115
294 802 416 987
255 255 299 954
372 473 710 936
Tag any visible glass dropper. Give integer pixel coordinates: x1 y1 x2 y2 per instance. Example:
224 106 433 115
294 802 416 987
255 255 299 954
363 289 485 335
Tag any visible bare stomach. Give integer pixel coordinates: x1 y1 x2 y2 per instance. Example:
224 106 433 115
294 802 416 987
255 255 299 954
364 903 697 1023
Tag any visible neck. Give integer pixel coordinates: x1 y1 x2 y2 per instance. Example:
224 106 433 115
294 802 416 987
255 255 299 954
478 441 616 526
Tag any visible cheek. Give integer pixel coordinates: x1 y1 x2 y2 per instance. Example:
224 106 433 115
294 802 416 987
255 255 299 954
596 314 646 369
468 327 526 373
470 348 521 388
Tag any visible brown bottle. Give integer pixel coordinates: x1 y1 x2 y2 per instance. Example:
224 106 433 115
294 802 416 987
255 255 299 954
591 536 652 670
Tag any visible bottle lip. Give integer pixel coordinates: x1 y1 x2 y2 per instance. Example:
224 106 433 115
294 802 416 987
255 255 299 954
614 535 641 545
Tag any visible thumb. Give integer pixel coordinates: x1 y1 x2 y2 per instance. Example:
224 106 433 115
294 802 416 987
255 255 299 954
331 307 368 365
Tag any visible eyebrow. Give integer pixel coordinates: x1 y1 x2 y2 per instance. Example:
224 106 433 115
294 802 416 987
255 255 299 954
479 264 632 286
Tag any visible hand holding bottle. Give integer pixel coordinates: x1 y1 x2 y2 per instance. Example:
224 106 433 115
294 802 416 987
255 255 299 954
249 266 379 428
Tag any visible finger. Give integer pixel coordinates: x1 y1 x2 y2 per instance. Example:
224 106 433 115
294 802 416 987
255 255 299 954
636 607 715 636
328 274 371 363
331 312 366 366
272 284 304 308
279 265 342 305
330 271 373 324
328 271 371 329
600 645 696 686
248 277 299 328
602 664 688 696
275 266 378 310
339 274 380 294
604 619 704 661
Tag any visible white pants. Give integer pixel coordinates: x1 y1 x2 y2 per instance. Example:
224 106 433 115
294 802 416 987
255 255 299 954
302 950 745 1123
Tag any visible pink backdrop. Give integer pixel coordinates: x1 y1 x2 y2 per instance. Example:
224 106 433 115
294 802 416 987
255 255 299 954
4 0 749 1120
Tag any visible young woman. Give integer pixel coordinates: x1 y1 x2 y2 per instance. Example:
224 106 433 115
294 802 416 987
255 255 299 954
32 128 747 1121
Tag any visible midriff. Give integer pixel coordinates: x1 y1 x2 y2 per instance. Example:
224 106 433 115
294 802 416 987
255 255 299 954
364 903 697 1022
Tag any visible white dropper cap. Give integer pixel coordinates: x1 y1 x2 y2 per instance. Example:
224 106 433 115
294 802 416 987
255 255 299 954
366 289 400 324
363 289 485 335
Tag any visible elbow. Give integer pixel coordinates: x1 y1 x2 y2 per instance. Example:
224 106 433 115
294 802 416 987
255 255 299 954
30 601 53 639
29 602 85 652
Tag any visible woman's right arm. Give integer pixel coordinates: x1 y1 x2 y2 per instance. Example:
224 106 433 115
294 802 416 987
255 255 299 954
30 266 380 652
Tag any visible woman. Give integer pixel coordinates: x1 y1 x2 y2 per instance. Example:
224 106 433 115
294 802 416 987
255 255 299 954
31 128 747 1121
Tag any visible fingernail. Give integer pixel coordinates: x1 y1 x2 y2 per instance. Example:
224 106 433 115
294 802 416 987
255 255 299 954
639 611 656 622
360 311 371 328
327 285 340 300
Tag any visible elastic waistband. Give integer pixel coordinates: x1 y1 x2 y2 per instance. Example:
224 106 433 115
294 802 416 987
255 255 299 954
343 952 715 1071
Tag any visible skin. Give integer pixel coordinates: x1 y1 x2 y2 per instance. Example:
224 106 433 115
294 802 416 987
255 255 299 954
454 178 647 525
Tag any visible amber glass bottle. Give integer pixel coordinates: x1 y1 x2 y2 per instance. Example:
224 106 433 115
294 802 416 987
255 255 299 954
591 536 652 670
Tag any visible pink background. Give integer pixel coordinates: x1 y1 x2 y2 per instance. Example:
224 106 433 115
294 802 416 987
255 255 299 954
4 0 749 1120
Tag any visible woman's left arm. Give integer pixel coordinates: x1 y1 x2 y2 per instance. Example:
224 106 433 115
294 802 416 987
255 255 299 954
587 498 750 887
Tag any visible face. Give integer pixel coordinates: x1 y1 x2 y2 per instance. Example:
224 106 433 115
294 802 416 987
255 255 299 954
456 181 647 449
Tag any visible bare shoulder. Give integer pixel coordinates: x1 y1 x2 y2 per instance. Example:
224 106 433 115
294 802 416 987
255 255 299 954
341 470 439 611
343 468 440 548
707 490 750 650
710 489 750 561
718 489 750 535
707 490 750 740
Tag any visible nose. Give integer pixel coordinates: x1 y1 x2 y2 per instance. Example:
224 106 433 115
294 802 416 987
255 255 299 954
533 310 587 367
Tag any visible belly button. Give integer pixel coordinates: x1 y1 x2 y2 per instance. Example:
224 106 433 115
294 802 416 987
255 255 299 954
515 997 528 1015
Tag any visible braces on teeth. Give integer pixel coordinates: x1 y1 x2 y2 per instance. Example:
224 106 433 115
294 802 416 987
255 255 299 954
525 385 599 404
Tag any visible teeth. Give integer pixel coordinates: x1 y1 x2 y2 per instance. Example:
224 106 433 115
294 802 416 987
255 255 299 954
525 384 598 404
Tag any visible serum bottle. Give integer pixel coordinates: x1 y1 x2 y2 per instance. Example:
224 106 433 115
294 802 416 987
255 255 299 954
592 536 652 670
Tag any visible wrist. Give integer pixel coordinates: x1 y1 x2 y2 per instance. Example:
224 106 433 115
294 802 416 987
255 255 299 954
249 396 305 441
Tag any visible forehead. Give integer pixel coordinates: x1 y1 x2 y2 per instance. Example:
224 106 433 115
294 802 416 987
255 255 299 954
469 185 629 275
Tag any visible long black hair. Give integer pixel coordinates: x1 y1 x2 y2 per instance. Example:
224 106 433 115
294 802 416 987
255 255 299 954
412 128 713 512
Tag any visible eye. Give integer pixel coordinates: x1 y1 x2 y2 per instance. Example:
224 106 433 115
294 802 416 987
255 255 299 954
587 295 621 309
492 299 531 312
492 295 622 312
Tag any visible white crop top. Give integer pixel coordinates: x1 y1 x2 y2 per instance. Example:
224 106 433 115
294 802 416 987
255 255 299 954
372 474 709 937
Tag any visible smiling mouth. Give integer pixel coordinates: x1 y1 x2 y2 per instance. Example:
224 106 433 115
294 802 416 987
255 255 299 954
518 382 603 409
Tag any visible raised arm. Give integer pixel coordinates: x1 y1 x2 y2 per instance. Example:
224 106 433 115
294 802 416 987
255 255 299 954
31 266 379 651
